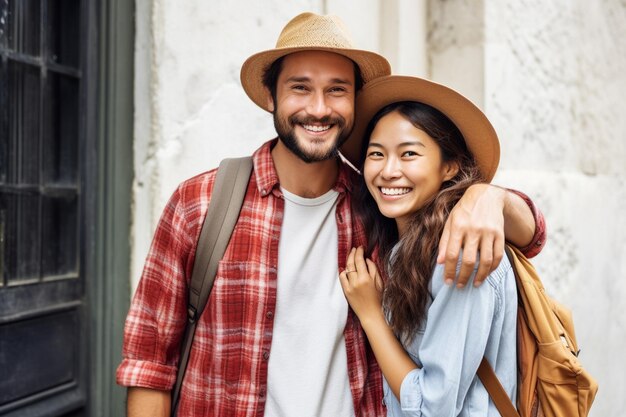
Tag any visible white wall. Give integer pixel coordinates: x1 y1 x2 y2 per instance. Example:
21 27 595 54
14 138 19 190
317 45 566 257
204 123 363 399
429 1 626 416
133 1 625 415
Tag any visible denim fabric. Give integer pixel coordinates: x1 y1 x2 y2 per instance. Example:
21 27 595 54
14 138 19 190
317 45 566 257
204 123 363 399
383 255 518 417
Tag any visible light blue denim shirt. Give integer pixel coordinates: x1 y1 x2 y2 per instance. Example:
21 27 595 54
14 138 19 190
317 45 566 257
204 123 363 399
383 255 518 417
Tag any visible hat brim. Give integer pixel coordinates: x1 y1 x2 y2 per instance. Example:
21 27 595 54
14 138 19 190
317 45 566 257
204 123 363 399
240 47 391 112
341 75 500 182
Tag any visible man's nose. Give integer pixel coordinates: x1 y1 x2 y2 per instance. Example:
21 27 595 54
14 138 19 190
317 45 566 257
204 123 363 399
305 92 332 119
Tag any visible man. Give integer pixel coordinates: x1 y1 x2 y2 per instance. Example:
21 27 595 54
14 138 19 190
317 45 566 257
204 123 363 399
117 12 545 417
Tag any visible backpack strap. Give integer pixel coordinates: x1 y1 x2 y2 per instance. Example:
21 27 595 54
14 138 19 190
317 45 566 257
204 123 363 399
171 156 253 416
477 357 520 417
476 246 521 417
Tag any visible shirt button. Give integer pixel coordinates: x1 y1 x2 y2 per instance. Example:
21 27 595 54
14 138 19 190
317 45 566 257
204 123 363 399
263 351 270 360
259 389 266 398
266 311 274 319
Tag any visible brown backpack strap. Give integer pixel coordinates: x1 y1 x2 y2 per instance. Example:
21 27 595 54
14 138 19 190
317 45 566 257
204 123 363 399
171 156 253 416
477 247 521 417
477 358 520 417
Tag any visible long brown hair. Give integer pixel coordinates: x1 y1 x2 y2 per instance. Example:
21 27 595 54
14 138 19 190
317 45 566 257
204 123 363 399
355 101 484 342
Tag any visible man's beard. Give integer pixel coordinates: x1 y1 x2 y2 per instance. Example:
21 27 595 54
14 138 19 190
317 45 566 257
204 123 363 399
273 113 352 163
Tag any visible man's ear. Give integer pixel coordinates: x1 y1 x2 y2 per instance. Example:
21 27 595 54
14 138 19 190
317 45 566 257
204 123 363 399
443 161 460 182
265 88 275 112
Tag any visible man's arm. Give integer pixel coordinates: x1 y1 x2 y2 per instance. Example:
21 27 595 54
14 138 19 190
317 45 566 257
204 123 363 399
116 182 199 414
127 387 171 417
502 189 536 247
437 184 544 287
506 188 546 258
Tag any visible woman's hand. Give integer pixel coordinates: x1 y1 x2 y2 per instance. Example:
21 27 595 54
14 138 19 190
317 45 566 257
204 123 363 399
340 247 418 399
339 247 384 325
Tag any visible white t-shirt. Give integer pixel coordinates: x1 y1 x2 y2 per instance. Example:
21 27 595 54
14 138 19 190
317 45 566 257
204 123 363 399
264 188 355 417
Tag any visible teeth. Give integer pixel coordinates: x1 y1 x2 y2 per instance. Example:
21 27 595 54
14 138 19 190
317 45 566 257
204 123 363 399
303 124 331 132
381 187 411 196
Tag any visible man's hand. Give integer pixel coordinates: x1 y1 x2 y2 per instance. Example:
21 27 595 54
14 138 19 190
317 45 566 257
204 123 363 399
437 184 506 287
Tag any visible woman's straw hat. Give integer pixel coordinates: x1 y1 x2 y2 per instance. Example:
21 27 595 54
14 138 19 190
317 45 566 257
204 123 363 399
240 12 391 112
341 75 501 181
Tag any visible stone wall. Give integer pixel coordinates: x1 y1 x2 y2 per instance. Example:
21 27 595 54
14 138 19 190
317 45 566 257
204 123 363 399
429 1 626 415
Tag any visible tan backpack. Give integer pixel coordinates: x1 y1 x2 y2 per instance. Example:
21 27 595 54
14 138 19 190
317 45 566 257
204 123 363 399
477 245 598 417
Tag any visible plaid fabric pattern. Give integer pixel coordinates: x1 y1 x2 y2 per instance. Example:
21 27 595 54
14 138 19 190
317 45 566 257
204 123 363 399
116 139 383 417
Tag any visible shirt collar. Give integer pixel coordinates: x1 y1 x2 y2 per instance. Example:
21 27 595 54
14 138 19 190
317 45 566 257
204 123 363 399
252 138 357 197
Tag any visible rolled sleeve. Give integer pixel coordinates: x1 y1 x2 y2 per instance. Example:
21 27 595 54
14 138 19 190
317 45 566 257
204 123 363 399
400 368 424 416
116 358 178 390
508 189 547 258
116 185 196 390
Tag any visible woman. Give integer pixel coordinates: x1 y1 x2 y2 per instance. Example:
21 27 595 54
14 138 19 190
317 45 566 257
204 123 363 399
339 75 517 416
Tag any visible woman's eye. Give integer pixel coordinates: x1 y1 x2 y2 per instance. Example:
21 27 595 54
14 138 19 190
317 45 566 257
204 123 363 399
402 151 419 157
367 151 383 158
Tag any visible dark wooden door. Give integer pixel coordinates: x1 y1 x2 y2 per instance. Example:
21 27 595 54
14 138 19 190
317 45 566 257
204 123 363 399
0 1 89 415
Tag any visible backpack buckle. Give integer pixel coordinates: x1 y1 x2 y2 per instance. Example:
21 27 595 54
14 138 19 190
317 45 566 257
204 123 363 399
187 306 198 323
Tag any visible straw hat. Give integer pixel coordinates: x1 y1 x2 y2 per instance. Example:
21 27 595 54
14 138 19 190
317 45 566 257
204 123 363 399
240 12 391 112
341 75 500 181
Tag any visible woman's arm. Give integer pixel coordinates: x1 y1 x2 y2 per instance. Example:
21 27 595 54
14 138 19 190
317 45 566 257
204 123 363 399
339 247 417 398
400 260 513 416
341 247 514 415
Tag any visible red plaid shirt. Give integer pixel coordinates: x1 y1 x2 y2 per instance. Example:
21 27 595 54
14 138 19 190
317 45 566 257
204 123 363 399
512 189 546 258
117 139 383 416
117 139 546 416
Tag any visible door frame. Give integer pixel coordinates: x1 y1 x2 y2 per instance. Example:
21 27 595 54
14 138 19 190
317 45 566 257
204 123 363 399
85 0 134 415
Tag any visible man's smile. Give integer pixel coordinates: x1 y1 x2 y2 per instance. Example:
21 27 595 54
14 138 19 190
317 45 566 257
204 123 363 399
302 124 332 132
